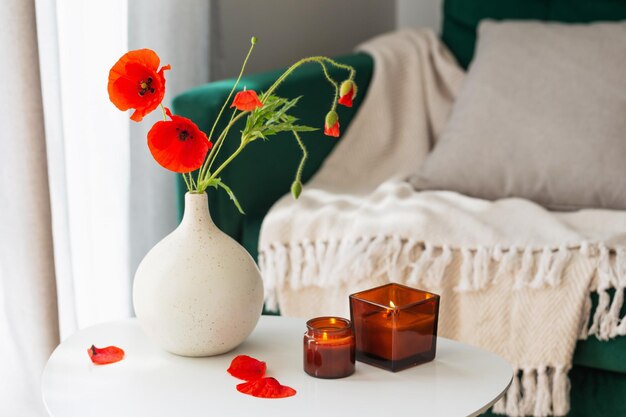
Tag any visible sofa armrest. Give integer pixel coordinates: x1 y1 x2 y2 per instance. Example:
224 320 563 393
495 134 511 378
172 52 373 257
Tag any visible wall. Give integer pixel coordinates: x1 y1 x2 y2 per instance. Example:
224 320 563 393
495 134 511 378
396 0 443 33
211 0 397 79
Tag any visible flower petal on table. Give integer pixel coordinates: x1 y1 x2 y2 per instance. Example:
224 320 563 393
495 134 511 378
88 345 125 365
227 355 267 381
236 377 296 399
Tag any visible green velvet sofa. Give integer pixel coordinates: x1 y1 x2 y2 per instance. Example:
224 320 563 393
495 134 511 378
172 1 626 415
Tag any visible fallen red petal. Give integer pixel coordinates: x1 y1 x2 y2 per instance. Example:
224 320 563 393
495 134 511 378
88 345 125 365
227 355 267 381
236 377 296 399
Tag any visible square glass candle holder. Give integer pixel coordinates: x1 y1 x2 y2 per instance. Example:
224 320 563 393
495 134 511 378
349 283 440 372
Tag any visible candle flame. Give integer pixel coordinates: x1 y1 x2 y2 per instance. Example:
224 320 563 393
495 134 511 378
329 317 336 324
322 331 328 341
383 300 398 319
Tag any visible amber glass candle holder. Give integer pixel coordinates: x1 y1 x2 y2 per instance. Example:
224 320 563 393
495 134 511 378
303 317 355 379
349 283 440 372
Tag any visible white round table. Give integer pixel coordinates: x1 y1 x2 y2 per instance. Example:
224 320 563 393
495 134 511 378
42 316 512 417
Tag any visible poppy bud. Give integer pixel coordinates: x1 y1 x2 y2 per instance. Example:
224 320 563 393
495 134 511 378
231 90 263 111
324 111 340 137
338 80 357 107
291 180 303 199
251 36 258 45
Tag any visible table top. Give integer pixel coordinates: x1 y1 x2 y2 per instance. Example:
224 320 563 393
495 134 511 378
42 316 512 417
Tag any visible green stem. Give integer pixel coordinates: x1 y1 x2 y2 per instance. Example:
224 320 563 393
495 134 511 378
262 57 326 101
197 110 249 188
292 130 307 184
181 172 191 191
207 139 247 182
199 40 257 179
262 56 352 103
207 109 237 171
318 61 339 112
194 54 354 196
321 57 356 79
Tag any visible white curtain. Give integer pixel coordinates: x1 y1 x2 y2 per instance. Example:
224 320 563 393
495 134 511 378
42 0 132 337
1 0 210 415
0 1 59 416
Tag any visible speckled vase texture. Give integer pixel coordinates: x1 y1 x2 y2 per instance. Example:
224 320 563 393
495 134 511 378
133 192 264 356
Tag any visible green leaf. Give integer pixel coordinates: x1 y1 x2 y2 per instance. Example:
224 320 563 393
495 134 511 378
241 94 316 143
215 179 245 214
290 125 318 132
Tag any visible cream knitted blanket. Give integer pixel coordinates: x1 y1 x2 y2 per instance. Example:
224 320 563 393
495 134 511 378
258 29 626 417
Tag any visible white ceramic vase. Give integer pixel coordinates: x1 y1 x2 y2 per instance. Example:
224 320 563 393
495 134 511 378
133 192 264 357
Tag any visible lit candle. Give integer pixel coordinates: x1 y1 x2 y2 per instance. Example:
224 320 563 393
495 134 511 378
361 301 435 361
303 317 355 379
350 283 440 372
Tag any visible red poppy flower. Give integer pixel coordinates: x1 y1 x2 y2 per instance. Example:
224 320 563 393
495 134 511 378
324 110 340 137
338 80 357 107
230 90 263 111
108 49 171 122
227 355 267 381
147 108 212 173
236 377 297 399
88 345 125 365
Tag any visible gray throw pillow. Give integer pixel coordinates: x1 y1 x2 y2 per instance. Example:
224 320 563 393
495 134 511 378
412 20 626 211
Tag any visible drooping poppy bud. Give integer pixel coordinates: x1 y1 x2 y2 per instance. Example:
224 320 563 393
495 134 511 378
338 80 357 107
147 107 213 173
108 49 170 122
324 111 340 138
231 89 264 111
236 377 297 399
227 355 267 381
291 180 302 199
88 345 125 365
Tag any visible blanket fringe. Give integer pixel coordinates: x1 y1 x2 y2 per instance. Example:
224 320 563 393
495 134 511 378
586 243 626 340
408 243 434 287
552 365 571 417
515 247 535 290
260 239 626 341
425 245 452 289
505 370 522 417
455 247 473 291
521 368 537 415
491 365 570 417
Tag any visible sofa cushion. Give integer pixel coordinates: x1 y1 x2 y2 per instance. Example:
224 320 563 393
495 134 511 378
413 20 626 210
